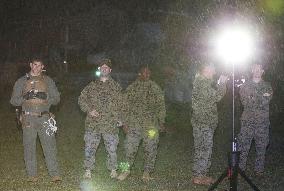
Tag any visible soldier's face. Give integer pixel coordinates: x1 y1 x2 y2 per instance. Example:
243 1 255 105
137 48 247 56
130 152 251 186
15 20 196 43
99 64 111 77
203 66 215 79
139 68 151 81
30 61 44 76
251 64 264 79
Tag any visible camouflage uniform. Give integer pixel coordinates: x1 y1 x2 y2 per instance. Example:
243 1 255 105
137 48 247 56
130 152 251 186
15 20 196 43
238 79 272 172
124 79 166 173
78 77 123 171
191 74 226 177
10 73 60 177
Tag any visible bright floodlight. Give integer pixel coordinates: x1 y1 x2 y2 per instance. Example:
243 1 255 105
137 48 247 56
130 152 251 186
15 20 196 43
214 25 255 65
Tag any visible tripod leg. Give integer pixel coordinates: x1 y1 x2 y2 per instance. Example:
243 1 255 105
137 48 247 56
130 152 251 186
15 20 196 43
230 166 238 191
238 168 261 191
208 169 227 191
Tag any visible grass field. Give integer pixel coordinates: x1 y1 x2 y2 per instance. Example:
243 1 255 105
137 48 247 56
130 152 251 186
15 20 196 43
0 86 283 191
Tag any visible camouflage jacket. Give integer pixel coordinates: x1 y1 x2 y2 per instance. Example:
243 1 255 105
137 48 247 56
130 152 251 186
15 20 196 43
239 79 272 120
10 74 60 112
78 77 124 133
191 74 226 124
125 79 166 130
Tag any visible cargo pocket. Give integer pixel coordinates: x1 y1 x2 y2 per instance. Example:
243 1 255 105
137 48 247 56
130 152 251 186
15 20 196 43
21 115 31 128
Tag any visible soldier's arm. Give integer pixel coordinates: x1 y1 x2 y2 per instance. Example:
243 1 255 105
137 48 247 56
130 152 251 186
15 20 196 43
152 82 166 125
125 81 136 94
46 76 60 106
191 78 201 104
123 81 137 124
113 82 124 122
214 82 227 102
262 83 273 103
124 82 136 104
10 78 25 106
268 83 273 95
78 82 93 113
239 84 251 106
157 94 166 125
266 83 273 98
119 92 128 124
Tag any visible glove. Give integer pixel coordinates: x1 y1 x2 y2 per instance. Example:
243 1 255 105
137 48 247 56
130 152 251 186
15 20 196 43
23 90 36 100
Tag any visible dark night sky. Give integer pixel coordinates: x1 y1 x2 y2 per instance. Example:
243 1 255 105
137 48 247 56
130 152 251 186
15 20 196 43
1 0 283 75
0 0 165 22
0 0 172 60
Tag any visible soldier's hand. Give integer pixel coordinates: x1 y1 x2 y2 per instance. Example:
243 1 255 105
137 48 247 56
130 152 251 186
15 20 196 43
159 123 166 133
117 121 123 127
23 90 36 100
23 93 29 100
89 110 99 118
218 75 228 84
263 92 271 97
122 125 129 134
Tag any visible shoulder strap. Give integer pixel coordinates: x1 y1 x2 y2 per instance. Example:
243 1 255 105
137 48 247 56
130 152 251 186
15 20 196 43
25 73 30 80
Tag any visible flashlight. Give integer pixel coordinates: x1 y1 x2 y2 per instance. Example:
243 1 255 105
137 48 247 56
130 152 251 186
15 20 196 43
95 67 101 77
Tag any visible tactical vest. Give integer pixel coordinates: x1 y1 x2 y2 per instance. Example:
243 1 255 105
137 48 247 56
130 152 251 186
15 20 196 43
22 74 48 107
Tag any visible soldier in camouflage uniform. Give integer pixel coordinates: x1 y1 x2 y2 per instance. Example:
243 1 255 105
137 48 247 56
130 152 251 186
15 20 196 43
10 56 61 183
191 64 227 185
117 66 166 182
78 59 124 179
238 63 273 175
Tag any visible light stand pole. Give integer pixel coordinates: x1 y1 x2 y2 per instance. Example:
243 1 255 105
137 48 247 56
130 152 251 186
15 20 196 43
208 64 260 191
208 25 261 191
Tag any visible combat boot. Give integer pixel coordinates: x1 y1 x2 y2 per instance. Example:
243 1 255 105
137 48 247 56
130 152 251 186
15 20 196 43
51 176 62 183
142 171 153 182
192 176 215 185
117 171 130 181
255 171 264 177
110 169 118 179
27 176 38 183
84 169 92 179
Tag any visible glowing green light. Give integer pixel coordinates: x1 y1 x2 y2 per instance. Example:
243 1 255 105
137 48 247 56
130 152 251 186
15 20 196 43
119 162 130 172
148 129 157 138
95 70 101 77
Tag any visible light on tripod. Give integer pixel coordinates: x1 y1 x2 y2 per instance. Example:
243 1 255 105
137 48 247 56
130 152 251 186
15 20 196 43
213 24 256 148
213 24 256 135
214 25 255 65
208 24 261 191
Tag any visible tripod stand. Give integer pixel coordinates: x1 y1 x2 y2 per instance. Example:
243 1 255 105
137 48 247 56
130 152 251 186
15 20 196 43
208 67 261 191
208 139 261 191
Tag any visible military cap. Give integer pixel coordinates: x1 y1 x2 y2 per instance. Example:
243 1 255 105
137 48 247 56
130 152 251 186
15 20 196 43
98 58 112 68
197 62 215 72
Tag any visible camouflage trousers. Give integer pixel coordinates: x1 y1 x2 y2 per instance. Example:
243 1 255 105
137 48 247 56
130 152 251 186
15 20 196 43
84 128 119 171
238 119 270 172
22 114 60 177
192 123 216 177
124 128 159 173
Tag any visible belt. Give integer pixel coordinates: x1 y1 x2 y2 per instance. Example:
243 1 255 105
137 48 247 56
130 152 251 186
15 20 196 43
22 111 49 117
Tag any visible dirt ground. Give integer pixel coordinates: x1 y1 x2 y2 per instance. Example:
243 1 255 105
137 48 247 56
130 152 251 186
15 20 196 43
0 85 283 191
